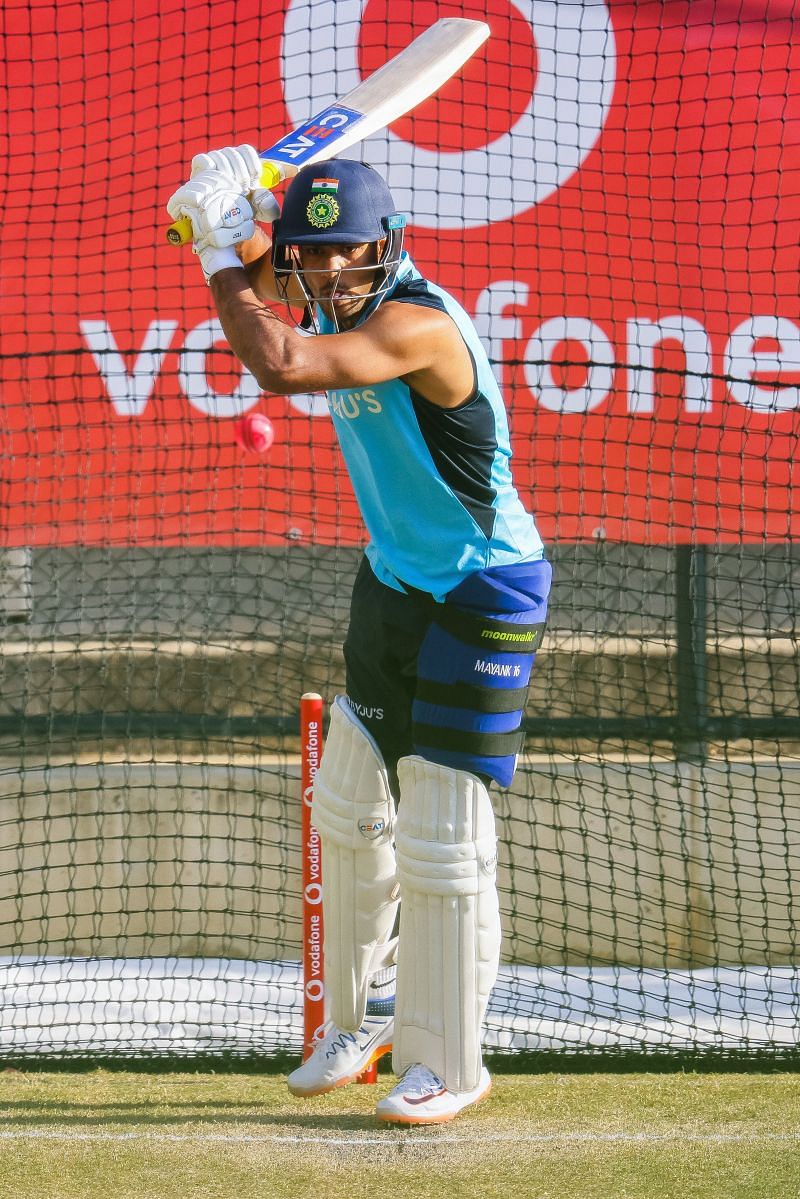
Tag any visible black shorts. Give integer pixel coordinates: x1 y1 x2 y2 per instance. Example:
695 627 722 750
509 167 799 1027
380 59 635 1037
343 555 551 789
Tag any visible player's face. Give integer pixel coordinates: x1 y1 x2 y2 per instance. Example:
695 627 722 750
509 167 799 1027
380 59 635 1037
297 241 383 329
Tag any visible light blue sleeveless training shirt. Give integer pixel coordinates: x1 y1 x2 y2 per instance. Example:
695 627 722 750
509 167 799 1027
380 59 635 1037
319 253 544 601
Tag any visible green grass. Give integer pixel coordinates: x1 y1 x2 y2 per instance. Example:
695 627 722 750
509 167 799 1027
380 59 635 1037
1 1070 798 1199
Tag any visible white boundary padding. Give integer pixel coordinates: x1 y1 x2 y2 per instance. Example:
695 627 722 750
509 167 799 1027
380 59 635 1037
310 697 398 1031
393 756 501 1092
1 958 797 1057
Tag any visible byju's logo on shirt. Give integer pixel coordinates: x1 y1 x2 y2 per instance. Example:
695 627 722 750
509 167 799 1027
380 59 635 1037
329 388 382 419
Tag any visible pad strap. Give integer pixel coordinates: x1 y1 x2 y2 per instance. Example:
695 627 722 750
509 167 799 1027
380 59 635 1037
415 678 530 714
412 722 524 757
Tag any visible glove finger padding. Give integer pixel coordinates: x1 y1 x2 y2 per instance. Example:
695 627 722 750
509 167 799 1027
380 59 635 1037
168 171 255 244
250 188 281 223
167 169 227 219
190 144 264 191
193 194 255 247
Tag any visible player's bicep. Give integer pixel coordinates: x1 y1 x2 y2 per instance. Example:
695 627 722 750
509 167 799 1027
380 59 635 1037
311 332 422 388
285 306 446 392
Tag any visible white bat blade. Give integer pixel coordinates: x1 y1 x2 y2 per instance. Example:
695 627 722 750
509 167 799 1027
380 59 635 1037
166 19 489 243
265 18 490 170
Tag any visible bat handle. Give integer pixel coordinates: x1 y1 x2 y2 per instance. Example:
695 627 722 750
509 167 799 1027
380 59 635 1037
165 159 289 246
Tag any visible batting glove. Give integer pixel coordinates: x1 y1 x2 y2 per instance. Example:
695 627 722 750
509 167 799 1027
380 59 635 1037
190 144 264 191
249 188 281 223
167 170 255 281
190 145 282 224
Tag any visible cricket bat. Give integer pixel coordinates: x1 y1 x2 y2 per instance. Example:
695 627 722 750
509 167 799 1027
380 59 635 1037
166 17 490 245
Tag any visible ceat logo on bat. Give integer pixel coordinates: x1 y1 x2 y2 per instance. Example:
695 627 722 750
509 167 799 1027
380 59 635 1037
269 103 364 164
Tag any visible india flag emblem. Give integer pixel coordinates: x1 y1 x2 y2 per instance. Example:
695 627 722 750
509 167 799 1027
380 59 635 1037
311 178 339 191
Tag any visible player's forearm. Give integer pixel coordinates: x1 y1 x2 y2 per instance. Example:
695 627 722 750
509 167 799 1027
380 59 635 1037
238 226 283 303
243 252 277 303
210 269 307 394
237 224 272 267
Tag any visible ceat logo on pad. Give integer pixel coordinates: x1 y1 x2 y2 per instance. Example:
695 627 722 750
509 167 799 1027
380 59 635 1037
358 819 386 841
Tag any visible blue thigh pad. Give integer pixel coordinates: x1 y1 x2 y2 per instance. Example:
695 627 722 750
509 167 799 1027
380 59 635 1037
411 560 552 787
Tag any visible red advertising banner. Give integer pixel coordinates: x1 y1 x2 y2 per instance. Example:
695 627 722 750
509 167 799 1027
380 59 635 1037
1 0 798 546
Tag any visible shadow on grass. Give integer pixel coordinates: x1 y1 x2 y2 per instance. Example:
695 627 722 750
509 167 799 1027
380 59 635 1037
0 1099 409 1134
4 1049 800 1075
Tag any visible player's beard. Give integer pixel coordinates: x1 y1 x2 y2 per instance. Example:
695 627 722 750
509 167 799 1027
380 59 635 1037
313 267 380 331
322 290 371 330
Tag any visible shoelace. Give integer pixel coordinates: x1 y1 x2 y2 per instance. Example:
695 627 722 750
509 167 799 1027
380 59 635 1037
316 1024 358 1059
401 1063 446 1096
313 1015 392 1061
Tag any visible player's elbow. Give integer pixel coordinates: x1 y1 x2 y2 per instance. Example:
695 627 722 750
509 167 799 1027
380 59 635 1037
249 340 317 396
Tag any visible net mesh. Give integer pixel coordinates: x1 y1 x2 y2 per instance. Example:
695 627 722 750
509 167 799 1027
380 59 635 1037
0 0 798 1063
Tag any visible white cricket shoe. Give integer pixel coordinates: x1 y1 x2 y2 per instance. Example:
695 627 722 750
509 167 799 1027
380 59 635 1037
375 1063 492 1125
287 1015 393 1097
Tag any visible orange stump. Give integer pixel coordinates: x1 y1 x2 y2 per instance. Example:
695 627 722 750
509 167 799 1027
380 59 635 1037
300 692 378 1084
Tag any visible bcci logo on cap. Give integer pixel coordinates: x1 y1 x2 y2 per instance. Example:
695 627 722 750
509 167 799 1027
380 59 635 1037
306 178 341 228
307 193 340 228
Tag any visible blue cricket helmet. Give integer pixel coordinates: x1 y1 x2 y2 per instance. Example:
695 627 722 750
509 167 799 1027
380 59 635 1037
273 159 405 245
271 159 407 331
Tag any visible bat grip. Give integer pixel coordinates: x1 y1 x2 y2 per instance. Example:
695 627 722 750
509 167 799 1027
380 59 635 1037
165 159 289 246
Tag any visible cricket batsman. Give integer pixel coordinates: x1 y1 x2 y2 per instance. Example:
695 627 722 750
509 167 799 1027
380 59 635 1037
167 148 551 1124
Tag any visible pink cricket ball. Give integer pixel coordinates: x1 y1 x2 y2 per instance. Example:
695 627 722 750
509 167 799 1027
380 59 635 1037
234 412 275 454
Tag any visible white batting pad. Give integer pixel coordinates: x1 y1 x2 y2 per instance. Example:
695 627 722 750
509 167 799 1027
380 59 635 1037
311 696 398 1031
393 756 501 1093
